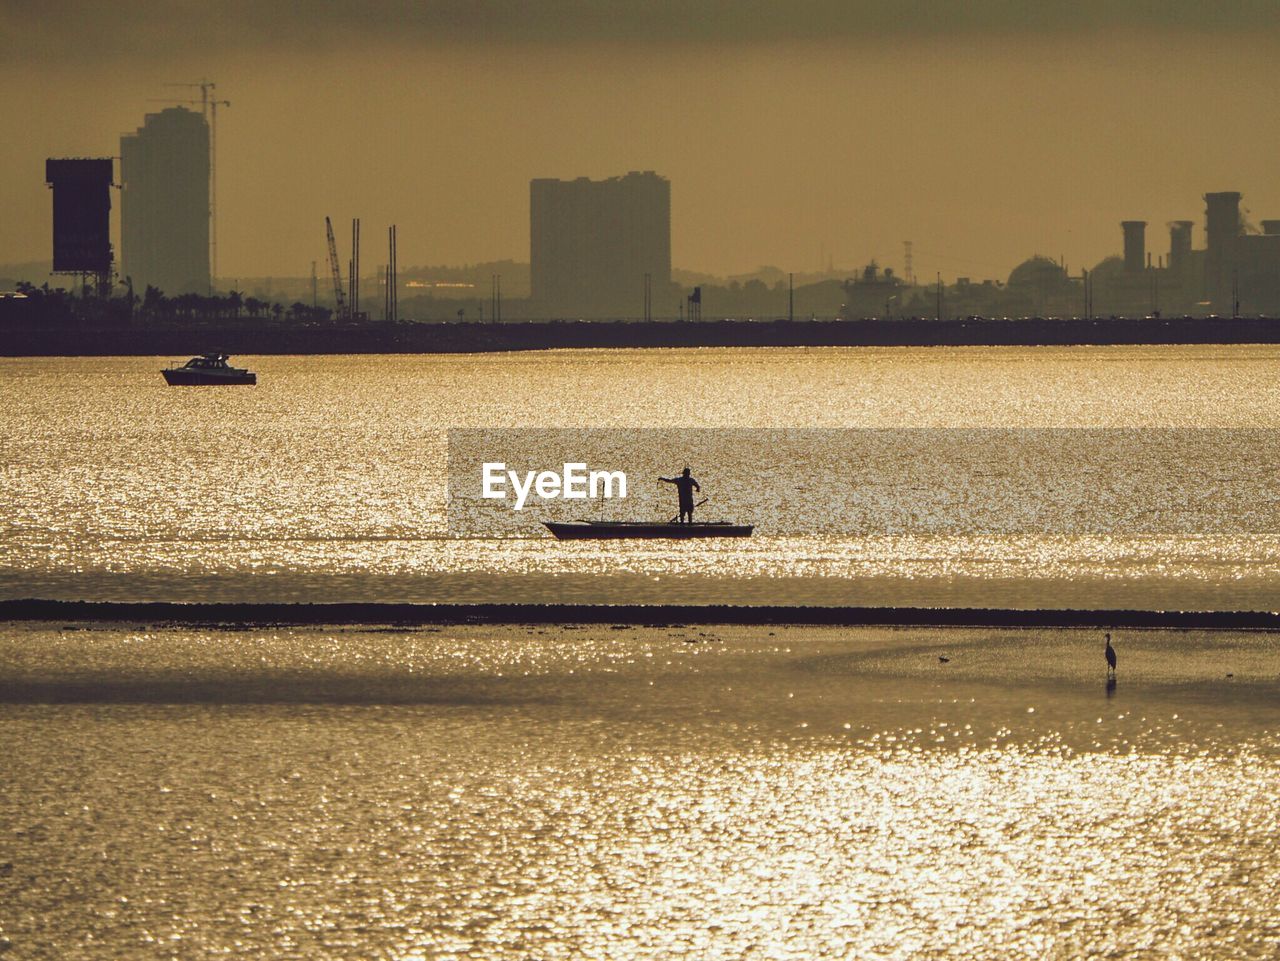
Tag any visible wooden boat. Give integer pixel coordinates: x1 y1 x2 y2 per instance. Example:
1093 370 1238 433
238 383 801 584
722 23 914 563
544 520 753 540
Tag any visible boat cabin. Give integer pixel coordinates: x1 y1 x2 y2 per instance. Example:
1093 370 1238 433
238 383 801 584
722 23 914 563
183 353 232 370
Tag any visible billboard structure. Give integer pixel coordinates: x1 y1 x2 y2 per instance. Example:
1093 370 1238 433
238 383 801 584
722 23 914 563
45 158 114 286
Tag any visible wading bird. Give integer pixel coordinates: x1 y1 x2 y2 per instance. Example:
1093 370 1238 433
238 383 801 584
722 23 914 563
1105 633 1117 675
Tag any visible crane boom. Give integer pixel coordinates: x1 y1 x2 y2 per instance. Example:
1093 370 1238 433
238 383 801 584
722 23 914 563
325 216 348 320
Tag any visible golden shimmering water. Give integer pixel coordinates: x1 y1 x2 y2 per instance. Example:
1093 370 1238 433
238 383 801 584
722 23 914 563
1 624 1278 958
5 346 1280 607
4 347 1280 956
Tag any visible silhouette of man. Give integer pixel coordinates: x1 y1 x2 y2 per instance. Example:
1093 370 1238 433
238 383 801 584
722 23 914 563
659 467 701 524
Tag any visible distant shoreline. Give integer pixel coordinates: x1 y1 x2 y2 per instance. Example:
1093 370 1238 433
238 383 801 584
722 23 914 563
5 599 1280 630
5 315 1280 356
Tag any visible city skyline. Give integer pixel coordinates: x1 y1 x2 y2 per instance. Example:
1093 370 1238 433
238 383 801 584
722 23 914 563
16 175 1280 319
2 4 1278 281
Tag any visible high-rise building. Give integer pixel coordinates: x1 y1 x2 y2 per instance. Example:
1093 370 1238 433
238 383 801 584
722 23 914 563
530 171 671 318
120 107 210 296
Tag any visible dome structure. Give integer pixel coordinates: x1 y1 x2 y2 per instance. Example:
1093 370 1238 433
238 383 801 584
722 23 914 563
1087 255 1125 284
1008 256 1068 288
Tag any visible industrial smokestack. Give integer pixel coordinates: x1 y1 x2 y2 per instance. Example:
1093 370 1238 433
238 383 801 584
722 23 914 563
1121 221 1147 273
1204 192 1243 249
1168 220 1193 272
1204 192 1243 311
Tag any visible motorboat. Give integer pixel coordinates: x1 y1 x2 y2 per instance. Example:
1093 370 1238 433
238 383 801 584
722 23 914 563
162 353 256 386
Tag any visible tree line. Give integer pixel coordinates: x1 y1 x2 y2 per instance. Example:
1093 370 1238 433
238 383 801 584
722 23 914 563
2 281 333 326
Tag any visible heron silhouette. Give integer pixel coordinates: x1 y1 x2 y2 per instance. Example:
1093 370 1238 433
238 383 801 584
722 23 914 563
1104 633 1117 676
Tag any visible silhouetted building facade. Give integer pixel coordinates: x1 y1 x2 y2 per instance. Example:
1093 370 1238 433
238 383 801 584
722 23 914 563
832 188 1279 320
120 107 210 296
530 171 671 318
839 262 907 318
1091 191 1280 317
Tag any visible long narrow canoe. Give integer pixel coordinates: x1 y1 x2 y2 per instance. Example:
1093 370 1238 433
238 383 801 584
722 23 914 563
544 520 753 540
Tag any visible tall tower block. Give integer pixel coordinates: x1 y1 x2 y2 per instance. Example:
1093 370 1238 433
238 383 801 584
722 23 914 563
530 171 671 318
120 107 210 296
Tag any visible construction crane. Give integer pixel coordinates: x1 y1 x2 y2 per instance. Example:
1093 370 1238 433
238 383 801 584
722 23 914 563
151 79 230 287
325 216 348 321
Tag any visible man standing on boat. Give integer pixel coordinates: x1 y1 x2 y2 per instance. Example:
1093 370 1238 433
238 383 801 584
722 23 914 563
659 467 701 524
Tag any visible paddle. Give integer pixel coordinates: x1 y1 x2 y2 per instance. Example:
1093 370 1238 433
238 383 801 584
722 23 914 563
670 497 708 524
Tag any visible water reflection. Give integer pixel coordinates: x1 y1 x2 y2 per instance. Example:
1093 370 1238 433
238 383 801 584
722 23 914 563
6 349 1280 607
2 624 1278 958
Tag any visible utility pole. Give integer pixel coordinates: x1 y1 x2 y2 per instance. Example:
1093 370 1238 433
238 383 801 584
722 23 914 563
389 224 397 323
387 226 394 324
350 218 361 320
936 272 942 321
788 272 794 322
311 260 317 309
385 225 397 324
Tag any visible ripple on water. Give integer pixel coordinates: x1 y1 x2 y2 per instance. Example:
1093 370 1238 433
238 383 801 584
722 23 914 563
8 349 1280 608
2 624 1279 958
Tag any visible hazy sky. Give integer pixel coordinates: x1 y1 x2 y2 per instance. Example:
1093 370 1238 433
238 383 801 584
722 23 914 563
3 1 1279 282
